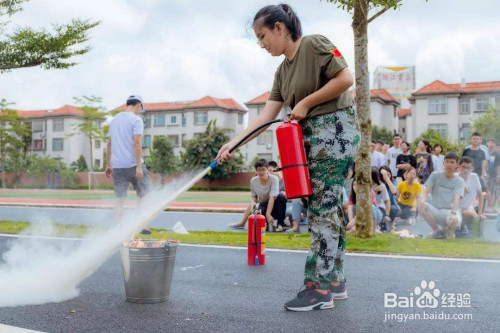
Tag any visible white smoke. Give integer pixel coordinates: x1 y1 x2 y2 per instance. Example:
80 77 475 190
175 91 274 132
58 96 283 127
0 167 211 307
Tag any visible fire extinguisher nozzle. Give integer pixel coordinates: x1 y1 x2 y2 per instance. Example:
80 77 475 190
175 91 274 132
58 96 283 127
209 160 218 169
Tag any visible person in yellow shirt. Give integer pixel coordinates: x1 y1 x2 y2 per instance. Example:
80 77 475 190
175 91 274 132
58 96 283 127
397 167 422 224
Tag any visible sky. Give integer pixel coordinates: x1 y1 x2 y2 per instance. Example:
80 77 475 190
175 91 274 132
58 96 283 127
1 0 499 111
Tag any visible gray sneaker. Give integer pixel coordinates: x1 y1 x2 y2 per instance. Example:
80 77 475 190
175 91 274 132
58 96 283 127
428 230 446 239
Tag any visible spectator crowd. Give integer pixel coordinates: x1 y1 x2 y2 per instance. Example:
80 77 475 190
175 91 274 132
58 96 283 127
230 131 499 240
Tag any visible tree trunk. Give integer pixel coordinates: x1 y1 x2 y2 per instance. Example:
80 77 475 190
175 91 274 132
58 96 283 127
89 135 94 173
353 0 373 238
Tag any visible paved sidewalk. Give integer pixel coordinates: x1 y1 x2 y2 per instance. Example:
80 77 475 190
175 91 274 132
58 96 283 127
0 197 248 213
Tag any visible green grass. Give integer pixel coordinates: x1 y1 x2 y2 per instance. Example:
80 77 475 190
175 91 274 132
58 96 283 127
0 220 98 236
1 220 499 259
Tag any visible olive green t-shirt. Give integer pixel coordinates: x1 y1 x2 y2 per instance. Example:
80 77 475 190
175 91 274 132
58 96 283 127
269 34 354 120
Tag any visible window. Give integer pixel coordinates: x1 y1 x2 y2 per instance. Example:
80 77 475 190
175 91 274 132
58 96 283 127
94 159 101 168
95 140 101 149
144 116 151 128
52 119 64 132
143 135 151 148
459 123 470 139
257 107 262 116
475 97 489 112
194 112 208 125
428 98 447 114
33 120 44 132
52 138 63 151
170 115 177 124
257 130 273 145
34 140 44 151
428 124 448 138
460 99 470 114
238 113 243 125
182 114 187 127
168 135 179 147
154 114 166 127
94 121 102 129
257 153 272 161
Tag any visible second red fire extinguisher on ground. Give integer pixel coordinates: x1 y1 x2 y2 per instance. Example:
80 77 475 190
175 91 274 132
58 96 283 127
275 121 313 199
247 207 266 266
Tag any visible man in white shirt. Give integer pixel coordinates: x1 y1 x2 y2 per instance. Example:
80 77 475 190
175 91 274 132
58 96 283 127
419 153 465 239
370 141 385 168
458 156 485 233
385 134 403 178
105 95 152 234
228 159 286 231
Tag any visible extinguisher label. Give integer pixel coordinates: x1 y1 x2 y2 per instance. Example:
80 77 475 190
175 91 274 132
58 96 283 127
261 227 266 253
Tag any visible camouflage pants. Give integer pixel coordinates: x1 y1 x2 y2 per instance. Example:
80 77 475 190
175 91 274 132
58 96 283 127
302 106 360 290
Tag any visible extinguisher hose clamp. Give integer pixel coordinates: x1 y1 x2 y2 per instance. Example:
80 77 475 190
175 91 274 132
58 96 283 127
278 163 309 171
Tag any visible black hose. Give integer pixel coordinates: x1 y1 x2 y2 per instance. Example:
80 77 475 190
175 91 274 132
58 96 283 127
228 119 282 153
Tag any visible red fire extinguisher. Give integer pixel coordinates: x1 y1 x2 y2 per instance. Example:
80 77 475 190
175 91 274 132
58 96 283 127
247 207 266 266
275 122 313 199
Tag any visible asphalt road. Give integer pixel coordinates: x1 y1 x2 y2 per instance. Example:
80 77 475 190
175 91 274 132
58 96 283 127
0 237 499 333
0 207 244 232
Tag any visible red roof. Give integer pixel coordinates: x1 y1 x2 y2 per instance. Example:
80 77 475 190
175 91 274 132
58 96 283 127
370 89 398 103
17 105 84 118
246 92 270 105
397 108 412 117
415 80 500 94
348 89 398 104
248 89 398 105
115 95 245 112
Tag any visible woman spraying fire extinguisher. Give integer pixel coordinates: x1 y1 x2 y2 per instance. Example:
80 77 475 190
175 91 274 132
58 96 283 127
216 4 359 312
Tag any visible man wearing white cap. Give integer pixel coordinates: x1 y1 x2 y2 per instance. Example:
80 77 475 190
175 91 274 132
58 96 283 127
105 95 151 234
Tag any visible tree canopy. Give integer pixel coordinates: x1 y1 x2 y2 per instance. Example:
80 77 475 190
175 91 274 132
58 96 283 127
0 98 29 187
0 0 99 73
472 105 500 144
150 135 178 178
182 119 244 189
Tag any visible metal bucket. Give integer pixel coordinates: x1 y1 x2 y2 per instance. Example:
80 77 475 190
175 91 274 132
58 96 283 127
120 240 178 303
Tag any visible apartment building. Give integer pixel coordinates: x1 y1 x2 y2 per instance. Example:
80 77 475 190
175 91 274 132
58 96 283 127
244 92 286 164
115 96 246 158
244 89 400 164
408 80 500 142
17 105 105 168
369 89 400 132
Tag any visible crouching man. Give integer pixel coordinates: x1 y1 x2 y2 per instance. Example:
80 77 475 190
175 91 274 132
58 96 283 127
228 159 286 231
419 153 465 239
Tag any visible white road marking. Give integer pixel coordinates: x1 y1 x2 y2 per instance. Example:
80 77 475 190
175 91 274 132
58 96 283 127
180 265 205 271
1 234 498 264
0 324 45 333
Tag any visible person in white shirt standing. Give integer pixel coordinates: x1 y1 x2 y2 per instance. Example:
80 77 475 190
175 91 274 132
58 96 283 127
105 95 152 234
370 140 385 168
385 133 403 180
458 156 485 235
433 143 445 173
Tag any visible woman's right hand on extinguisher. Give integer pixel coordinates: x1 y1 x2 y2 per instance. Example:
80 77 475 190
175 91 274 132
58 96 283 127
216 142 234 165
